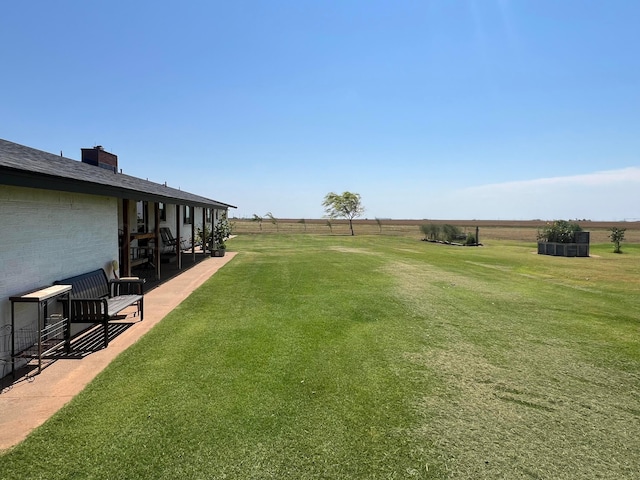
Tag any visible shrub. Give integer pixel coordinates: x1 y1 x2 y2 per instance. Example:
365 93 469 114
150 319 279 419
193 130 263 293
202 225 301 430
196 224 212 248
420 224 466 243
442 224 463 243
420 223 440 241
537 220 582 244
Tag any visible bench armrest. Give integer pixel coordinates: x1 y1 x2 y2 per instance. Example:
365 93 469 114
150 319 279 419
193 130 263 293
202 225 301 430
110 277 145 297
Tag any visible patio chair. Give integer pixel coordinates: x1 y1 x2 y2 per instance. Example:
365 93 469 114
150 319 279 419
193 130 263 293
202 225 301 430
160 227 177 252
159 227 190 253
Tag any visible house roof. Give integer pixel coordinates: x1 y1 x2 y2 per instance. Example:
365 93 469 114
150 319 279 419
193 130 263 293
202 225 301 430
0 138 235 209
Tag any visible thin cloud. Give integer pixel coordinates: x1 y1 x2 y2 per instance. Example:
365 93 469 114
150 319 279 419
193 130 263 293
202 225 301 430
438 167 640 220
466 167 640 193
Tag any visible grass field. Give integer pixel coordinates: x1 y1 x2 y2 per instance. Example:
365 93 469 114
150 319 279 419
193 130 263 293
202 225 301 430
1 232 638 479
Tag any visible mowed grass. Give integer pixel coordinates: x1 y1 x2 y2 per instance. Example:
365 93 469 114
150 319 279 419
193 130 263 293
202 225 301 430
1 235 639 479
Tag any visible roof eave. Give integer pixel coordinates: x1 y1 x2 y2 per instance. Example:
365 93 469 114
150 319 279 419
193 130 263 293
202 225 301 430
1 167 233 209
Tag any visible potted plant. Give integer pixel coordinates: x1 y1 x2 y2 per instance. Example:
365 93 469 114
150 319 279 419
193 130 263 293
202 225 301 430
211 216 231 257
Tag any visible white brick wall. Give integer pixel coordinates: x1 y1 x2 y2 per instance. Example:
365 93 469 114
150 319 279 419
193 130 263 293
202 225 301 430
0 185 118 377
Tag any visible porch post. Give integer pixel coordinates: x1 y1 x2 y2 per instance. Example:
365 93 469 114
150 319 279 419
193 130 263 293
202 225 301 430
123 199 131 276
154 203 161 281
192 206 196 262
176 204 182 270
202 207 207 255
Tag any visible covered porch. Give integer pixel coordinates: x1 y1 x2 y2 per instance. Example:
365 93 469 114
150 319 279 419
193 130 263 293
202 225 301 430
130 248 223 291
120 197 229 283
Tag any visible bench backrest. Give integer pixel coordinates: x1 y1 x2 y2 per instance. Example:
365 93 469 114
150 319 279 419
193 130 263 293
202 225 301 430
55 269 110 299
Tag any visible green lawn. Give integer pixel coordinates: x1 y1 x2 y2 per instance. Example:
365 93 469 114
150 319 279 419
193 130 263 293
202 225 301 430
1 235 639 479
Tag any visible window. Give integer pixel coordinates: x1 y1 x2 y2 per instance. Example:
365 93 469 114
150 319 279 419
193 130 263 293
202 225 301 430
205 208 211 223
184 205 192 224
159 202 166 221
136 201 148 232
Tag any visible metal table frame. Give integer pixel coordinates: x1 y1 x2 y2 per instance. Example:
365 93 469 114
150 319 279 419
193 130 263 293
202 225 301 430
10 284 72 377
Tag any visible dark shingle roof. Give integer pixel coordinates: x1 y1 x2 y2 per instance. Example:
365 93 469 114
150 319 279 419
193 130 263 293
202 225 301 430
0 138 235 209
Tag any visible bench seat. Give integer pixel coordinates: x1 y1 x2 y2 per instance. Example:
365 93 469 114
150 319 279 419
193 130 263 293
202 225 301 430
107 295 143 315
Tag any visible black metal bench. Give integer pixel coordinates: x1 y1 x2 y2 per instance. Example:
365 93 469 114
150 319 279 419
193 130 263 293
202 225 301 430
55 269 144 348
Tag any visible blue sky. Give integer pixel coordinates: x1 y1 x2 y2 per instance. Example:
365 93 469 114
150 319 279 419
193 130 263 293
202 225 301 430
2 1 639 220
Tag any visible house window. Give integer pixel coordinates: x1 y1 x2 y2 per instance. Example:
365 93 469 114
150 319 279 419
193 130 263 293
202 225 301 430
205 208 211 223
159 202 166 221
184 205 192 224
137 201 148 232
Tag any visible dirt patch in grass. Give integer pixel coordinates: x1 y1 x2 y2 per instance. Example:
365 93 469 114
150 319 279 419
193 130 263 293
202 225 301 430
384 258 640 479
328 246 379 255
410 342 639 479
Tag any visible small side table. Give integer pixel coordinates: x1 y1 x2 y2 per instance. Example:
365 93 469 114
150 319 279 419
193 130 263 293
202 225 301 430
10 284 72 377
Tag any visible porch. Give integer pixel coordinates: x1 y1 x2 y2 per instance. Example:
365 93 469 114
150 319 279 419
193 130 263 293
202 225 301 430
130 248 218 291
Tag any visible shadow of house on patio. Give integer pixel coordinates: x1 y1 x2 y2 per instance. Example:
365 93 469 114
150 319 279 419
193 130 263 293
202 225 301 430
1 321 138 390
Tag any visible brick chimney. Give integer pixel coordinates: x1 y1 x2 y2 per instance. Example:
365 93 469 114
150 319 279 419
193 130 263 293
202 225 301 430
81 145 118 173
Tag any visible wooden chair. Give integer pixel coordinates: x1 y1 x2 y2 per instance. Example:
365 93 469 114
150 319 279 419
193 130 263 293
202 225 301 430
160 227 190 253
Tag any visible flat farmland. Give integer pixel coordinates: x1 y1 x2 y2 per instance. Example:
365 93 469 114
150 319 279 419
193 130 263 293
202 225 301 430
231 218 640 244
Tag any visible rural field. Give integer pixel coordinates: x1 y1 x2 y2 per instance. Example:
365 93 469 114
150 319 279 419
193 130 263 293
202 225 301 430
1 229 638 479
231 218 640 244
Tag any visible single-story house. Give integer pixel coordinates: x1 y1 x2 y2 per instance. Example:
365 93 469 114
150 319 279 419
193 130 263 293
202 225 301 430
0 138 236 380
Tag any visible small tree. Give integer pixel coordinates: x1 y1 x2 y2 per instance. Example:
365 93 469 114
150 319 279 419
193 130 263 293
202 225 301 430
375 218 382 234
609 227 626 253
265 212 278 232
298 218 307 232
322 191 365 236
252 214 263 231
326 219 333 234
